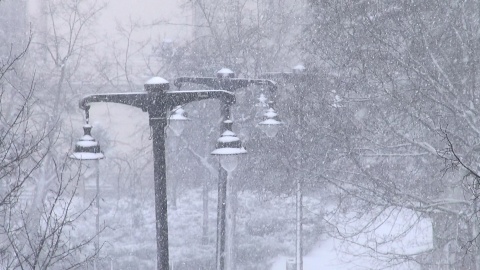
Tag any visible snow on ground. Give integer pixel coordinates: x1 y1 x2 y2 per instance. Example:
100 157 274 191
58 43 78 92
270 238 366 270
270 237 421 270
271 208 432 270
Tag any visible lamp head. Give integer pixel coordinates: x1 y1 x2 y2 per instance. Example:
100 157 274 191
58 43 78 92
70 124 105 160
211 122 246 172
169 106 190 136
258 107 283 138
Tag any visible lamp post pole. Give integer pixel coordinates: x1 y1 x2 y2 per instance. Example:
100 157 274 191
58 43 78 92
218 97 230 270
95 159 100 269
76 77 236 270
261 64 308 270
174 69 277 270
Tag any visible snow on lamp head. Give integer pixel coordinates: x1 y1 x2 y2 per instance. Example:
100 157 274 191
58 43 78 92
169 106 190 136
292 64 306 74
70 124 105 160
216 68 235 79
257 93 268 104
211 121 247 172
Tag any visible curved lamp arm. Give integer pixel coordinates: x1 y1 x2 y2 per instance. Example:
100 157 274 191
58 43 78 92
174 77 277 93
79 92 149 111
79 90 235 112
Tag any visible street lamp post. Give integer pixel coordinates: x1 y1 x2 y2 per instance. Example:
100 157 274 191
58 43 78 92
261 64 310 270
75 77 236 270
174 69 279 270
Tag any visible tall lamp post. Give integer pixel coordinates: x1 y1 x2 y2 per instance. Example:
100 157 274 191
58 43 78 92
174 69 280 270
261 64 310 270
73 77 239 270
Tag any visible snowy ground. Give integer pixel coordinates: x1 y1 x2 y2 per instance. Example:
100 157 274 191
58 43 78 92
270 208 432 270
270 238 367 270
270 237 420 270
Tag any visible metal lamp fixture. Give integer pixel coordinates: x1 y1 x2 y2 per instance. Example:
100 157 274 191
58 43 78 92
76 76 237 270
211 120 247 172
169 106 190 136
258 107 283 138
70 124 105 160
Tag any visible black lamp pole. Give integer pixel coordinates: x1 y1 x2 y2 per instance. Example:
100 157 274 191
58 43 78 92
78 78 236 270
174 70 277 270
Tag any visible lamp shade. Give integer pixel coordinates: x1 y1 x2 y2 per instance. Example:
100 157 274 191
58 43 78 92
70 124 105 160
219 155 239 172
211 127 247 172
169 106 190 136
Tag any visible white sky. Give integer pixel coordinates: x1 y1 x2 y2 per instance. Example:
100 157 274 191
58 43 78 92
26 0 195 45
96 0 195 43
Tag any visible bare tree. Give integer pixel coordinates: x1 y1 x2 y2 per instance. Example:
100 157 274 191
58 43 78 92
177 0 304 76
1 158 98 270
0 27 99 268
303 0 480 268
